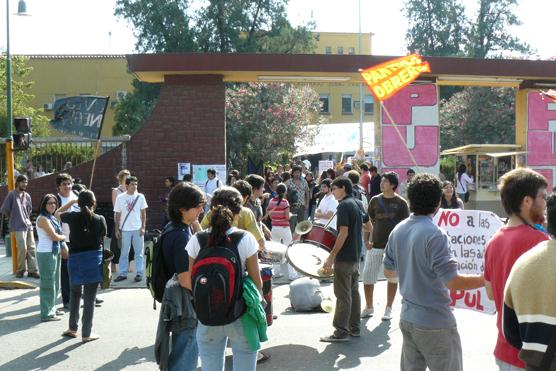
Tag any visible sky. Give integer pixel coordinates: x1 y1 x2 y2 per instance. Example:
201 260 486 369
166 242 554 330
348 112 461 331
0 0 554 59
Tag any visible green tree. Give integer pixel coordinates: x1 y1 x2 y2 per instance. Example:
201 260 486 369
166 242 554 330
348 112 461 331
226 83 321 172
0 56 50 138
440 87 515 149
113 0 316 137
404 0 467 56
466 0 531 58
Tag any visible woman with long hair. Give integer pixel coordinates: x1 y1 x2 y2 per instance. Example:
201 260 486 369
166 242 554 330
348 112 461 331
455 164 473 202
56 190 107 342
186 189 262 371
36 194 66 322
441 181 464 209
265 183 292 246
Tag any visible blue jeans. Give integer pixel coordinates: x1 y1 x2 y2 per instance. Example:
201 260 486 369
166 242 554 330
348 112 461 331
169 328 198 371
118 229 144 277
197 320 257 371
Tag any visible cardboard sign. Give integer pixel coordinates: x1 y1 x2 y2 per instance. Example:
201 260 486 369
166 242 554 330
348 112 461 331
318 160 334 177
360 54 430 101
433 209 504 314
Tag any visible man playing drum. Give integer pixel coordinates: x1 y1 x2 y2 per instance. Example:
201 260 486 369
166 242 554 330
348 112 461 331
320 177 371 342
314 179 338 230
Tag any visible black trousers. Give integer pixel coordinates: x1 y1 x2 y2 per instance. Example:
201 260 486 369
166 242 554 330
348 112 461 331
61 255 70 306
69 283 98 337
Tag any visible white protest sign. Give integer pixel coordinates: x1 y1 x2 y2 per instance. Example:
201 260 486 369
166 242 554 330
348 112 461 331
318 160 334 176
177 162 191 180
433 209 503 314
192 164 226 188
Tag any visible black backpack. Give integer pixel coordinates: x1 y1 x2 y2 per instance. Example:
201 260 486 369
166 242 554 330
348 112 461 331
191 230 246 326
145 224 180 309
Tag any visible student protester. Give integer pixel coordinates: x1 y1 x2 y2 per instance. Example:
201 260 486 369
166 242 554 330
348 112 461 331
384 173 485 371
398 168 415 200
484 168 549 370
313 179 338 230
203 168 222 211
114 176 148 283
320 177 372 342
36 194 66 321
503 192 556 371
441 181 464 209
160 176 176 228
455 164 473 203
265 183 292 246
368 166 381 198
0 174 39 279
57 190 107 342
157 182 206 371
362 172 409 321
186 202 262 371
285 165 310 232
359 163 372 196
110 169 132 274
244 174 272 240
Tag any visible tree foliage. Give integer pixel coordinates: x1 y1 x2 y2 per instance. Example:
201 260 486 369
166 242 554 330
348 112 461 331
0 56 51 138
404 0 466 56
440 87 515 149
114 0 316 138
226 83 321 172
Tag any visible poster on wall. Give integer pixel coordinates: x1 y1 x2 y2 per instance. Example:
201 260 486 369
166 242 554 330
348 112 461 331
432 209 504 314
177 163 191 181
192 164 227 188
318 160 334 176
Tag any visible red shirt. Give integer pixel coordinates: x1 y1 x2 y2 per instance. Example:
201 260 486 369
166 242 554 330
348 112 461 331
360 172 371 194
484 224 549 367
268 197 290 227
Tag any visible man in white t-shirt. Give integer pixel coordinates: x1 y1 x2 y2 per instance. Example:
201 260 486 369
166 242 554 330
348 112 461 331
314 179 338 230
114 176 148 282
204 168 222 208
56 173 80 309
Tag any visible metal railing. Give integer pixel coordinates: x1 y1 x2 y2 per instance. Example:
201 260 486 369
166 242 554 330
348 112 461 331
0 135 131 185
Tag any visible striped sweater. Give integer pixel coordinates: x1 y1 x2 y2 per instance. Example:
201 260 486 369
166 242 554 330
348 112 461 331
503 239 556 371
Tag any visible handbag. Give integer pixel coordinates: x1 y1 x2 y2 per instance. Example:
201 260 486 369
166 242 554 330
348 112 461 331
117 195 141 237
101 248 114 289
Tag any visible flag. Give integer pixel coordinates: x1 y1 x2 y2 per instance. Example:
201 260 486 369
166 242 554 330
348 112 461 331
50 96 110 140
360 54 431 101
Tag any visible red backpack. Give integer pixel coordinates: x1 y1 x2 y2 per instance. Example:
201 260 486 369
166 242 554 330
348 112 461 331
191 231 246 326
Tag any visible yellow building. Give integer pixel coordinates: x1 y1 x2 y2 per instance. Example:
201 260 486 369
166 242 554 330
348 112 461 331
312 32 375 124
21 32 373 136
22 55 134 137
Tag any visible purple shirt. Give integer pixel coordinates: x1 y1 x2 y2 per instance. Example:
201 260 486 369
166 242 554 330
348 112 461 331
0 190 33 231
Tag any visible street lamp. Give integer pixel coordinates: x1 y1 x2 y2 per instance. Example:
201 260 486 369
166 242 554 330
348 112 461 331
5 0 29 272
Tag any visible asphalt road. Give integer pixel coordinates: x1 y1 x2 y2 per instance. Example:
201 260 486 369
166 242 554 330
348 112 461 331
0 280 500 370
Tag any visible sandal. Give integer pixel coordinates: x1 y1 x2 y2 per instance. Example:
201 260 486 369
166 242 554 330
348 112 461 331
82 334 100 343
61 330 77 338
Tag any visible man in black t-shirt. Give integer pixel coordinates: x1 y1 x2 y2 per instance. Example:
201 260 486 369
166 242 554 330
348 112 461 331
321 177 371 342
159 182 206 370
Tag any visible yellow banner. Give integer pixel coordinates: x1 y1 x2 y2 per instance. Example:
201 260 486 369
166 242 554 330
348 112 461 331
360 54 431 101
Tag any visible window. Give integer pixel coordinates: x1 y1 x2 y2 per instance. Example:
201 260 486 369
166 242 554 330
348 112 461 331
325 46 332 55
348 47 355 55
342 94 352 114
337 46 344 55
364 95 374 114
319 94 330 114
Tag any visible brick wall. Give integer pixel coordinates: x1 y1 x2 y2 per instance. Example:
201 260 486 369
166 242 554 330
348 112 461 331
1 74 226 229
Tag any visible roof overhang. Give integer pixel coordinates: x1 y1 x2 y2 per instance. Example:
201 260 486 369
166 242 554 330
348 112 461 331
440 144 522 156
126 53 556 86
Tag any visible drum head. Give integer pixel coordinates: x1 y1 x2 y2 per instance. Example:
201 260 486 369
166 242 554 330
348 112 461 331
286 242 333 279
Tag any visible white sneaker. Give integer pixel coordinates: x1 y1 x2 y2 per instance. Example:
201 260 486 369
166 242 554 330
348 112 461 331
361 307 374 318
382 307 393 321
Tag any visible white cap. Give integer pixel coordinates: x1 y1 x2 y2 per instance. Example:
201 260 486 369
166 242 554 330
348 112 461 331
302 159 312 169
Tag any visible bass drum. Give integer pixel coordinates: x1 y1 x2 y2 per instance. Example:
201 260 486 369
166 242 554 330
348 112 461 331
294 224 337 252
286 242 333 279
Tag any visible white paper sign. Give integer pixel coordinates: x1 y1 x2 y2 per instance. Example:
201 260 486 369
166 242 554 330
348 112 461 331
433 209 504 314
177 162 191 181
192 164 226 188
318 160 334 177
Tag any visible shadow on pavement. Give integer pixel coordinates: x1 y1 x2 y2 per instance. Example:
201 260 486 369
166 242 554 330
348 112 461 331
319 320 392 369
0 337 83 370
0 288 37 304
96 345 155 370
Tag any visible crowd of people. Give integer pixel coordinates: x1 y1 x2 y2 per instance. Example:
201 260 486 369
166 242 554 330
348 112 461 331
2 158 556 371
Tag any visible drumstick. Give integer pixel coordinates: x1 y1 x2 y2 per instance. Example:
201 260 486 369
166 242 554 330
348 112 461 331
322 210 338 230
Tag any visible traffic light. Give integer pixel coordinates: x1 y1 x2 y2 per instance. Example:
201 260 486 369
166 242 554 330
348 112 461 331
12 117 32 151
